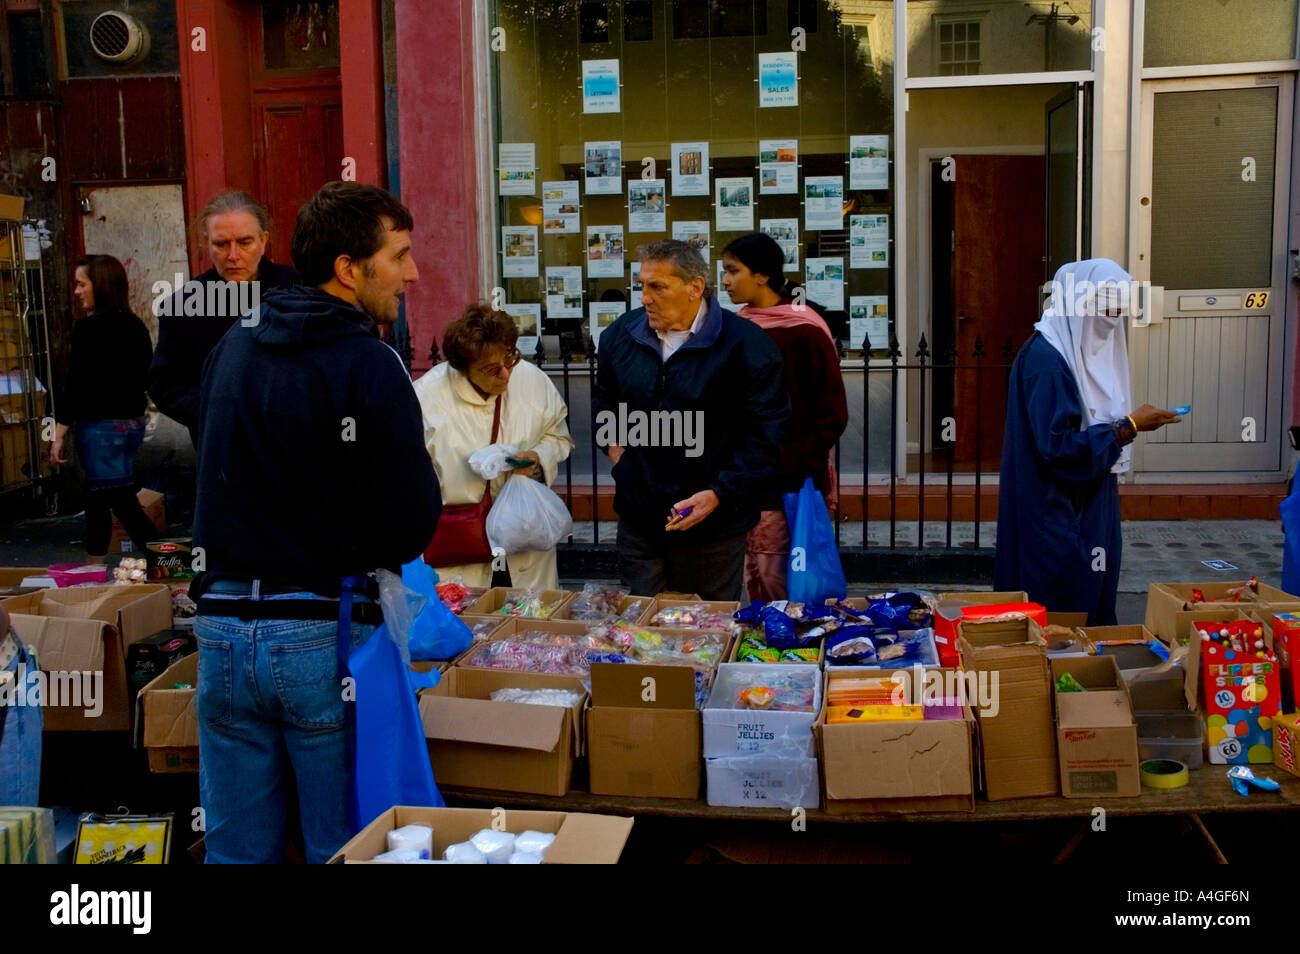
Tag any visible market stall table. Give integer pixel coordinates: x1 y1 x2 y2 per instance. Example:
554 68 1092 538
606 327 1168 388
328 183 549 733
441 770 1300 862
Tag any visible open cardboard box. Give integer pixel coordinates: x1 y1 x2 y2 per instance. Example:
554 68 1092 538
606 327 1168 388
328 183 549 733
645 597 740 629
816 667 975 814
0 566 46 597
465 586 574 619
4 584 172 731
1154 606 1259 712
1145 581 1300 643
957 616 1058 800
330 806 633 863
588 661 702 799
136 653 199 773
1050 655 1140 797
553 592 655 625
419 667 587 796
703 662 822 759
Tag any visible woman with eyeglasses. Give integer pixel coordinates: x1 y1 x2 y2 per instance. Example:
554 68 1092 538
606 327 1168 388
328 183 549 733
414 303 574 588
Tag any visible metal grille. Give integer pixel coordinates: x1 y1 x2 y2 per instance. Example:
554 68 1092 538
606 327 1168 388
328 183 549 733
90 13 131 59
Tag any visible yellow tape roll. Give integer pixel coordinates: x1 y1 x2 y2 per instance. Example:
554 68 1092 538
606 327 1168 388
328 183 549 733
1140 758 1190 789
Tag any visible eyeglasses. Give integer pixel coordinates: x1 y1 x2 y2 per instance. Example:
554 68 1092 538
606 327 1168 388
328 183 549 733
474 348 522 377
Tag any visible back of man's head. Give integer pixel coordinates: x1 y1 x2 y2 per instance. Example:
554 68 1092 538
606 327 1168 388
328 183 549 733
291 182 414 287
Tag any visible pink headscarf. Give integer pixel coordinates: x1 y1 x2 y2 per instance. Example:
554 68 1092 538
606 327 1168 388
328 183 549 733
738 302 835 345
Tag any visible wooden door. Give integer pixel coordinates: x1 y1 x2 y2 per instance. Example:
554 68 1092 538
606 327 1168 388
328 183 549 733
950 155 1046 464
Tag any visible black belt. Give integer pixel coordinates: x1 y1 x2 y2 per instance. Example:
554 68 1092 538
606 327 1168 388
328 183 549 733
196 598 385 624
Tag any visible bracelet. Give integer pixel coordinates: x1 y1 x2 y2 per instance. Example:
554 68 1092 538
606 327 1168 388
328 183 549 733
1126 415 1137 433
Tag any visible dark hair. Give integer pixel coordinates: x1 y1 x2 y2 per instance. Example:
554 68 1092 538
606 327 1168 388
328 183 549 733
74 254 132 315
722 233 789 297
197 190 270 242
290 181 415 286
442 303 519 371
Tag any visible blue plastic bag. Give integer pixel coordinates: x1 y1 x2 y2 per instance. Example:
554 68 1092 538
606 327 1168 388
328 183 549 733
401 560 473 662
1282 479 1300 598
783 477 847 606
349 621 444 830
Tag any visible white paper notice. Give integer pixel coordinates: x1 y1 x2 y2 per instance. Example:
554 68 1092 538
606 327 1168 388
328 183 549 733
502 226 538 277
760 218 800 273
582 59 620 114
672 220 710 258
545 266 584 318
849 135 889 191
628 178 667 232
715 177 754 232
805 257 844 311
505 303 541 354
542 181 580 233
587 225 625 278
585 141 622 195
804 176 843 231
498 143 536 196
850 214 889 269
715 261 736 310
671 142 710 197
758 52 798 108
758 139 798 195
849 295 889 349
590 301 624 351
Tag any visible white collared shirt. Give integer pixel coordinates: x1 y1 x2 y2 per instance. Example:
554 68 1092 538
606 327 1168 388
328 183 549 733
658 299 707 361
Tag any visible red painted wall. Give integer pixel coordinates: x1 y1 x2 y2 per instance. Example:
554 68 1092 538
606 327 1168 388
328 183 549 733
396 0 482 372
339 0 386 187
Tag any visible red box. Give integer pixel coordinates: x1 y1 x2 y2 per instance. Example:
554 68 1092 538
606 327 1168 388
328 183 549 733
1272 613 1300 714
1196 620 1281 765
935 602 1047 669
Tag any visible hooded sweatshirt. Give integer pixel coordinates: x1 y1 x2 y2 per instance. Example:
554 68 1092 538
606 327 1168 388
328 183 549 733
192 285 439 597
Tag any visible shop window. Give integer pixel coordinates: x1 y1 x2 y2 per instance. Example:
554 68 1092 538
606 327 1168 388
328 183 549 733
1144 0 1298 69
262 0 340 71
937 20 981 76
488 0 894 355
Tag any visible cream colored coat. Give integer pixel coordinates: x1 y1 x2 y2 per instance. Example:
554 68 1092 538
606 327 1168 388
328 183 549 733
414 360 574 588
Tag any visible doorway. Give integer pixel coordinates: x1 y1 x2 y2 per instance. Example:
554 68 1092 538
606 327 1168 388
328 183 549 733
1130 74 1293 476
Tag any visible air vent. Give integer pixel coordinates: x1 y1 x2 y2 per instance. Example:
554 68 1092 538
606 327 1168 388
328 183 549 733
89 11 150 64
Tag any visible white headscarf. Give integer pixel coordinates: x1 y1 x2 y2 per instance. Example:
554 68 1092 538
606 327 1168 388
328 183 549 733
1034 258 1134 474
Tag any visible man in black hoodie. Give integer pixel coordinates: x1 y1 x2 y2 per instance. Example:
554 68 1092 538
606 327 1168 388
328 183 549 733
190 182 438 864
148 190 299 449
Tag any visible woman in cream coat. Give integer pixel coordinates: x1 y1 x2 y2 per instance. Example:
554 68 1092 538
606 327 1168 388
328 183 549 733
414 303 575 588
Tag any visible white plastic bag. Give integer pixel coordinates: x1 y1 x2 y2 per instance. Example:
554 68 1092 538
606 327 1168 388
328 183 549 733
486 474 573 554
468 443 517 480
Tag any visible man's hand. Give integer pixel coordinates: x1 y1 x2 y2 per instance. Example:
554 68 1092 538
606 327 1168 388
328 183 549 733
608 444 624 466
666 490 719 532
48 433 67 469
1129 404 1181 432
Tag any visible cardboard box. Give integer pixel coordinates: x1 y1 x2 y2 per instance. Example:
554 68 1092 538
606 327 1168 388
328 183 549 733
957 616 1058 800
0 193 24 222
817 668 976 813
108 489 167 553
465 586 574 618
0 566 46 597
137 653 199 773
1273 712 1300 779
1166 608 1258 712
705 756 820 809
144 539 196 581
419 667 587 796
1145 581 1300 644
1198 619 1281 764
1083 624 1166 682
703 662 822 759
587 662 701 799
0 386 45 486
329 806 633 864
1051 655 1141 797
4 584 171 731
125 629 196 702
1273 612 1300 713
553 592 654 625
645 597 740 629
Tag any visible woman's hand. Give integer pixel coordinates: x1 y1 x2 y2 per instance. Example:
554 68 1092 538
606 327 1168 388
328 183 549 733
1129 404 1181 432
510 449 543 480
48 427 68 469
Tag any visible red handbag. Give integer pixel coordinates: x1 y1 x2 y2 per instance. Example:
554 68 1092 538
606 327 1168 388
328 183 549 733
424 394 501 567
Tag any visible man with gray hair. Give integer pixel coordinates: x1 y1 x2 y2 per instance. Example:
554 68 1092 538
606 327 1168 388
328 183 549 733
593 239 789 600
148 190 299 448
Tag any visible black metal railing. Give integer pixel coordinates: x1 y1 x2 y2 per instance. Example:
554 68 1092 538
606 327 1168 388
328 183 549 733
434 331 1018 582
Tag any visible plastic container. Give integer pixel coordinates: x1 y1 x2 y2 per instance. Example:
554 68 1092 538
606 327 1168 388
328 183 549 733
47 563 109 587
1136 710 1204 769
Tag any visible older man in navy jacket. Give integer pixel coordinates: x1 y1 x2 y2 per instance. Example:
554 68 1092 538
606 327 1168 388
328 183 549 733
593 240 789 601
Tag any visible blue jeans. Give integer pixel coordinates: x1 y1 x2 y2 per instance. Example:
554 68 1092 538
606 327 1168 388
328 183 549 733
0 636 42 806
195 585 373 864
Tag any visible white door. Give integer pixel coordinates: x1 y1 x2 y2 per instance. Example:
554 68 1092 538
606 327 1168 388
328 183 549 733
1130 74 1292 475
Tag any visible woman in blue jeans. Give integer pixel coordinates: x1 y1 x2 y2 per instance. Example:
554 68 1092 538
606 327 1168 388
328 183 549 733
50 255 159 560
